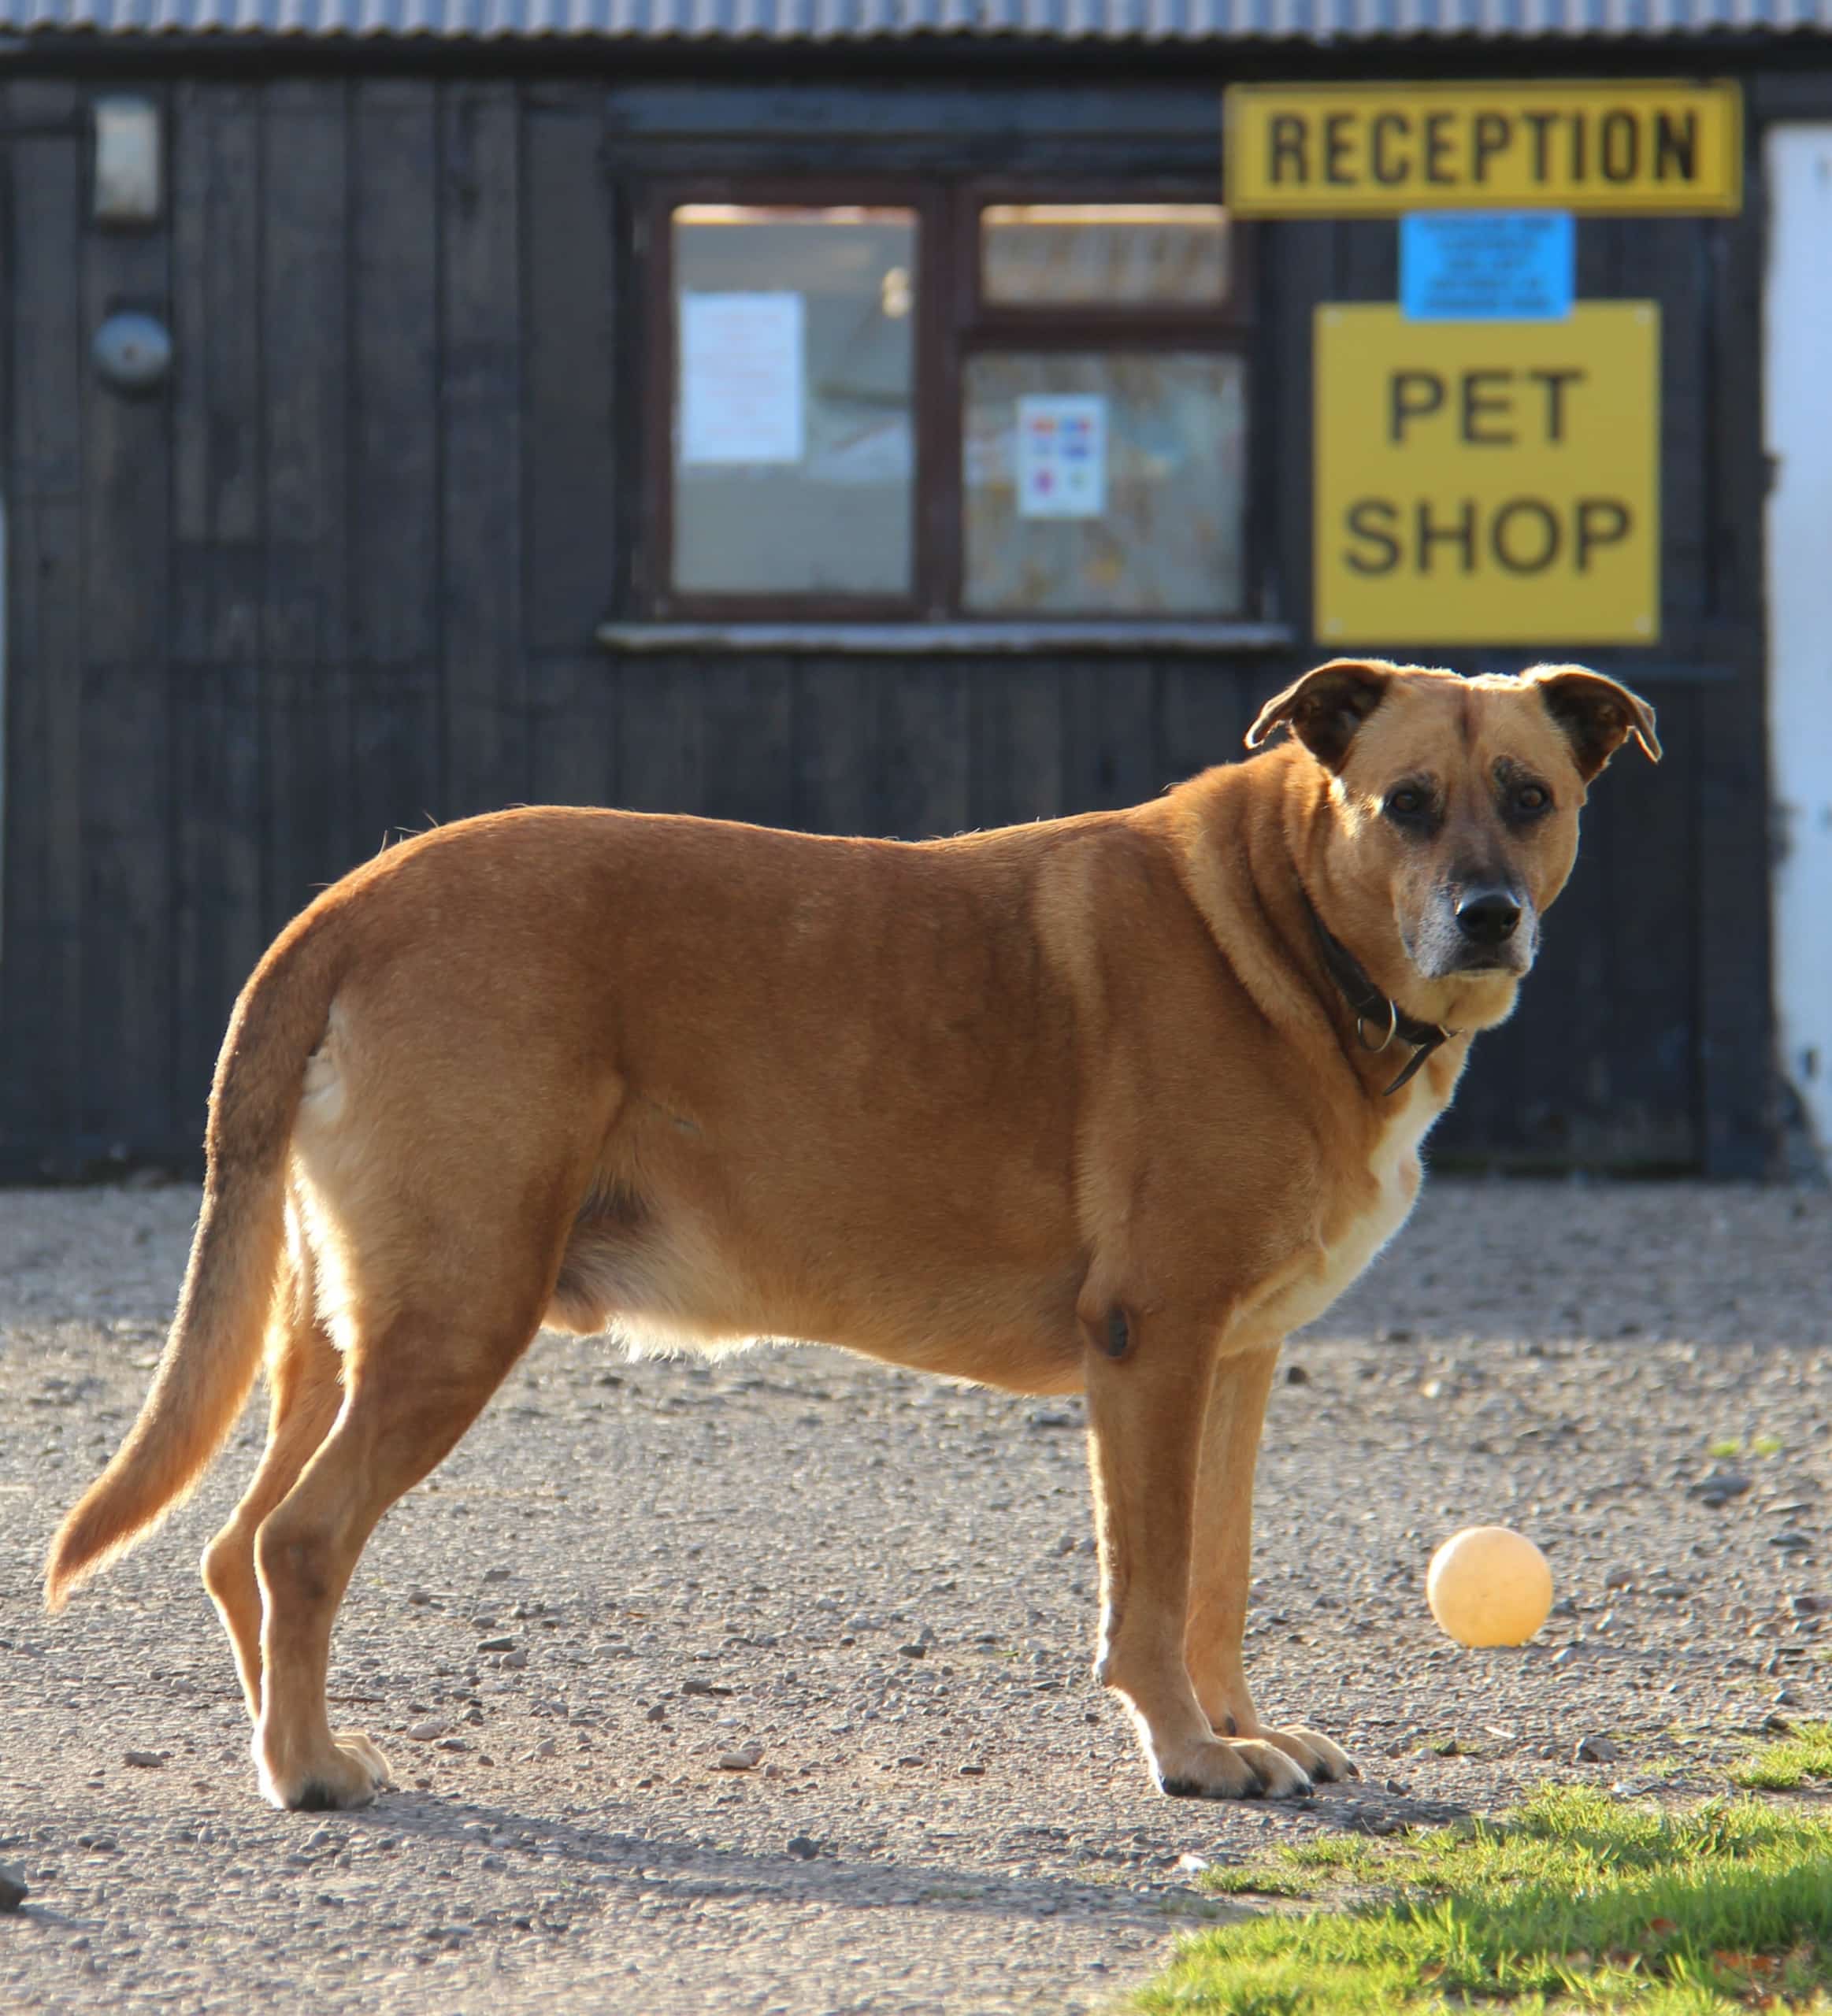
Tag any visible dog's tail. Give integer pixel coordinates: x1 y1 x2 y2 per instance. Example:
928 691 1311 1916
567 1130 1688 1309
44 914 343 1613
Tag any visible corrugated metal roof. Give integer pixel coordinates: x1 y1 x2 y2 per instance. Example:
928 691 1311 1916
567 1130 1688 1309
2 0 1829 34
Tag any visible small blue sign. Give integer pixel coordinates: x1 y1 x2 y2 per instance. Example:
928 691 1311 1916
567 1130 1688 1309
1400 212 1574 322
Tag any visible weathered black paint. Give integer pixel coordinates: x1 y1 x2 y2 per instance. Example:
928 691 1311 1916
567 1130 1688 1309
0 69 1787 1179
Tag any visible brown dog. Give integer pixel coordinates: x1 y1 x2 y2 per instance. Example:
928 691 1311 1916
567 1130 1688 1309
45 658 1657 1811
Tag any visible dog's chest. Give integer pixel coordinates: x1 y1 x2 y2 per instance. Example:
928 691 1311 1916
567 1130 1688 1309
1242 1082 1445 1344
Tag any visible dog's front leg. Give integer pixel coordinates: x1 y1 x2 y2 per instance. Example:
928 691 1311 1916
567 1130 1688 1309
1183 1343 1357 1784
1082 1310 1311 1800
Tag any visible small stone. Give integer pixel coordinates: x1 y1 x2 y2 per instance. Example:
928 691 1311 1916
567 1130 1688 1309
499 1649 528 1671
407 1718 451 1742
0 1863 27 1912
1771 1532 1812 1551
716 1744 763 1772
1285 1364 1310 1385
1788 1594 1825 1617
1574 1733 1621 1763
644 1703 669 1724
785 1835 820 1860
122 1749 164 1769
1552 1647 1582 1670
1175 1851 1209 1874
681 1678 732 1698
1775 1688 1804 1708
897 1642 927 1659
1687 1467 1752 1505
1026 1408 1076 1430
408 1589 436 1606
484 1566 511 1582
1603 1565 1634 1590
477 1636 517 1654
1761 1713 1795 1734
533 1739 558 1758
957 1762 985 1777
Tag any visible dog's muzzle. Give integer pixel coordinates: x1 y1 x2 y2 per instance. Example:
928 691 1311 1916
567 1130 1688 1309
1412 884 1537 978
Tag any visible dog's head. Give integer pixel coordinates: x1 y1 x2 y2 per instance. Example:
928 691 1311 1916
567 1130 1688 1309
1245 658 1660 1030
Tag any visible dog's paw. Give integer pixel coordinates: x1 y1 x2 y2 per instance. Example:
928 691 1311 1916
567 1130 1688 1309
1244 1724 1359 1785
1154 1736 1313 1801
258 1731 393 1812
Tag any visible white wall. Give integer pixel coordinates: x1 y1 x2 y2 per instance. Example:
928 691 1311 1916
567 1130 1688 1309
1764 126 1832 1170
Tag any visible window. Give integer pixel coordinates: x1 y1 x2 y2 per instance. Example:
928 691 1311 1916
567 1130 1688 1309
647 187 1252 623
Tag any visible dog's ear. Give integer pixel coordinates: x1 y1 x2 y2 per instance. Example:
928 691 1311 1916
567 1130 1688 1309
1524 665 1662 780
1244 659 1395 771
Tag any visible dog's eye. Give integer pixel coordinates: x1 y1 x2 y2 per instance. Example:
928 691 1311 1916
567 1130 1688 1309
1384 786 1429 822
1511 783 1552 817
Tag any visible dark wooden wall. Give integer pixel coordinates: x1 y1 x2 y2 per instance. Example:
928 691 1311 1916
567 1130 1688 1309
0 71 1775 1178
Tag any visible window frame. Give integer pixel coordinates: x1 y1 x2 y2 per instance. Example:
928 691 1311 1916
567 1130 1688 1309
643 177 945 623
641 176 1256 625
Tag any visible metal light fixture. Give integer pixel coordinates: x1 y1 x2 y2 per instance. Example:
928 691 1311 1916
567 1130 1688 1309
92 95 161 227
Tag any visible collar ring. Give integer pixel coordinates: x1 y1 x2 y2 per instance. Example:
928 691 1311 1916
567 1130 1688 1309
1355 998 1399 1055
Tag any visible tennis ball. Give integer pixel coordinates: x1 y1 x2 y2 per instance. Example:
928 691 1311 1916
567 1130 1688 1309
1426 1525 1553 1647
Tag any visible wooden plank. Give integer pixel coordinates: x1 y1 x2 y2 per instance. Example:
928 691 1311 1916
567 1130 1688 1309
81 105 176 670
263 665 355 943
1697 672 1775 1176
350 666 443 862
171 83 262 665
973 665 1065 832
0 91 85 1159
613 656 704 815
703 661 795 829
881 662 971 841
1157 663 1256 791
261 82 350 669
0 504 84 1159
79 101 176 1154
1266 221 1333 645
524 106 617 654
527 654 617 810
792 661 881 837
439 82 526 817
78 666 173 1152
1693 191 1773 1175
1061 660 1158 815
1597 683 1698 1164
351 80 439 673
172 666 265 1145
8 84 83 502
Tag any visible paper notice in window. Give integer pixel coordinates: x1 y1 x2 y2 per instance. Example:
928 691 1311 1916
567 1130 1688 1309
680 292 805 466
1016 395 1107 519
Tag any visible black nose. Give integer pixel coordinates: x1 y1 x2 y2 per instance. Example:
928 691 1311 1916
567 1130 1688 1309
1456 888 1522 947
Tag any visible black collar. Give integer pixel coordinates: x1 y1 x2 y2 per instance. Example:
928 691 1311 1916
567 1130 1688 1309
1304 899 1452 1097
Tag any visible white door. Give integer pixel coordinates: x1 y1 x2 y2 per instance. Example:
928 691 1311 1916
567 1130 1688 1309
1764 127 1832 1169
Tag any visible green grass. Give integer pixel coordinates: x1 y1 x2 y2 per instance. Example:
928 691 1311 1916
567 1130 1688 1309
1732 1724 1832 1792
1137 1787 1832 2013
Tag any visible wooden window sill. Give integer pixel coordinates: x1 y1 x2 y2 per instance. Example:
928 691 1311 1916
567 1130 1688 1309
595 620 1294 657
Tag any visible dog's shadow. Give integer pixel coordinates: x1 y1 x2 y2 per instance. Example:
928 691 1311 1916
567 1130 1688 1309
312 1777 1464 1935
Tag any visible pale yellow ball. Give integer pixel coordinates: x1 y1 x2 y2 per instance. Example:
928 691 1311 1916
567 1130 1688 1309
1426 1526 1554 1647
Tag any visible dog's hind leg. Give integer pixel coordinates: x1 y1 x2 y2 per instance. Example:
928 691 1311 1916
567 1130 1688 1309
1183 1344 1357 1784
1083 1310 1311 1802
248 1300 543 1811
200 1256 343 1723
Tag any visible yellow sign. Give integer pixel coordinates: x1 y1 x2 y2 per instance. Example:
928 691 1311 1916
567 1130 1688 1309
1226 81 1741 215
1314 304 1660 647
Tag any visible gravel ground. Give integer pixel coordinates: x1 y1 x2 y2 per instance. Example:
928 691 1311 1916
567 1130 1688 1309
1 1176 1828 2014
